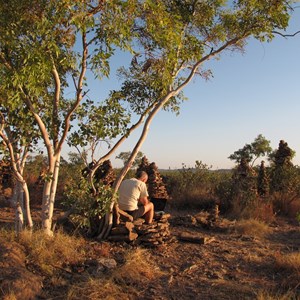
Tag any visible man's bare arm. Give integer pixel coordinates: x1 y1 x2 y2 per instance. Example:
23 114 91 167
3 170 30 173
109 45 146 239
139 196 149 206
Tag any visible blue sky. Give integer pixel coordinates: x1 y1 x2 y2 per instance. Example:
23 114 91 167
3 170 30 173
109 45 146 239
67 6 300 170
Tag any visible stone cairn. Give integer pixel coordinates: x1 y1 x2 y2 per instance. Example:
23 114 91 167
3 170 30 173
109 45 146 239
171 204 220 229
108 213 173 247
108 157 172 247
257 160 269 197
147 162 169 200
232 157 258 196
0 160 13 200
274 140 293 167
82 159 116 187
94 160 116 187
136 156 169 211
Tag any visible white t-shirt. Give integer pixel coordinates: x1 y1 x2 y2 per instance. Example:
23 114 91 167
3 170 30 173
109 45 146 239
118 178 149 211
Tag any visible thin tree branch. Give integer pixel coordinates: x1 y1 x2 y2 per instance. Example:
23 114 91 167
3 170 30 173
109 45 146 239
58 31 88 154
272 30 300 38
51 62 61 148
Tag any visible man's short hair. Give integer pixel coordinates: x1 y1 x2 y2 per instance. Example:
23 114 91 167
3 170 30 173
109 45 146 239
136 171 148 181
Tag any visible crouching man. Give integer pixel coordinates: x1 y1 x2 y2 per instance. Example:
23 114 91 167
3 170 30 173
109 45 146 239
118 171 154 224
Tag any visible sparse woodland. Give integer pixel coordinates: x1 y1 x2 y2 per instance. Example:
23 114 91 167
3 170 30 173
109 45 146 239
1 0 300 299
1 136 300 299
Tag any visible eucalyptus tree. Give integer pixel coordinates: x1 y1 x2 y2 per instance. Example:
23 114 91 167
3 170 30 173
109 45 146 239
96 0 295 238
0 0 296 238
0 0 139 235
0 103 39 232
116 151 145 168
229 134 272 167
113 0 293 189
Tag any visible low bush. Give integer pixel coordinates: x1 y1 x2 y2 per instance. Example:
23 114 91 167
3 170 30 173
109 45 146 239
163 161 227 210
234 219 271 238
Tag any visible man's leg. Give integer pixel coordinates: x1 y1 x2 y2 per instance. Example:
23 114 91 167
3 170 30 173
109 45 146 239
143 202 154 224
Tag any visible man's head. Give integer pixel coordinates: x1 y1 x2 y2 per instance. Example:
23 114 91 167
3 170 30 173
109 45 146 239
136 171 148 183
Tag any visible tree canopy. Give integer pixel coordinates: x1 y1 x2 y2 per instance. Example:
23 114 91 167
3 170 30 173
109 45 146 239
229 134 272 166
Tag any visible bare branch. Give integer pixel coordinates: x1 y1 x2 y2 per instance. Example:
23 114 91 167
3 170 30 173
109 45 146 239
272 30 300 38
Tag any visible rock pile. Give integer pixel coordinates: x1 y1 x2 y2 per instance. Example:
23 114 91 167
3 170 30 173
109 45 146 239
0 160 13 200
108 213 173 247
147 162 169 200
0 160 13 189
108 221 138 243
257 160 269 197
94 160 116 187
82 159 116 187
135 213 172 247
171 205 220 229
274 140 293 167
136 156 169 211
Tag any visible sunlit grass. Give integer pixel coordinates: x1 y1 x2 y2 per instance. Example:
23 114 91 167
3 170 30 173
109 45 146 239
2 291 17 300
67 277 131 300
18 229 87 275
256 290 297 300
275 252 300 272
67 248 165 300
234 219 271 238
274 251 300 291
112 248 164 285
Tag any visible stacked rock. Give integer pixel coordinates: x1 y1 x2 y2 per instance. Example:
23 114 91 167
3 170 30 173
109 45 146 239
147 162 169 200
274 140 293 167
134 213 172 247
94 160 116 187
136 156 169 211
257 160 269 197
0 160 13 189
108 213 173 247
136 156 150 174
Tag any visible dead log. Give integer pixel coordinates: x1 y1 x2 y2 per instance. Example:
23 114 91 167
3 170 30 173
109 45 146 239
177 232 215 244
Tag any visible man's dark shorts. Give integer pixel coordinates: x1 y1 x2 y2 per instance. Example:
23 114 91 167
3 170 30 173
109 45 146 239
125 206 146 220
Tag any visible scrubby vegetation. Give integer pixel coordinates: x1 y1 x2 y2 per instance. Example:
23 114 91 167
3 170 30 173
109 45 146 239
15 137 300 231
1 139 300 299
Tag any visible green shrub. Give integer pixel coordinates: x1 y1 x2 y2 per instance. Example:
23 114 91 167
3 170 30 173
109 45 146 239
163 161 227 210
63 177 115 231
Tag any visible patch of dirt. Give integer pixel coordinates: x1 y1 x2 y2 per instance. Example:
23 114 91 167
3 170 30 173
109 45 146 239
1 203 300 299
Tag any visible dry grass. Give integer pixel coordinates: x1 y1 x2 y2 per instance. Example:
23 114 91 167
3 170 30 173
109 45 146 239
275 252 300 272
67 278 131 300
172 188 216 210
254 250 300 299
234 219 271 238
256 290 297 300
18 229 87 275
2 292 17 300
67 248 165 300
113 248 164 284
229 197 276 223
274 251 300 291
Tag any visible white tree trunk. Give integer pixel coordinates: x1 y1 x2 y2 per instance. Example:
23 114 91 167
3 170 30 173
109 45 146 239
12 182 24 234
41 153 60 235
48 153 61 230
22 181 33 229
41 165 55 236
